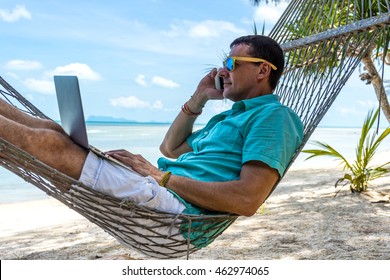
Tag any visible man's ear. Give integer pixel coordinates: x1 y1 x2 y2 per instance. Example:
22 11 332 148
257 63 271 79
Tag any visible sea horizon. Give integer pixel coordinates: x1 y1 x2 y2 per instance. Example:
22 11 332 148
83 120 384 129
82 114 389 129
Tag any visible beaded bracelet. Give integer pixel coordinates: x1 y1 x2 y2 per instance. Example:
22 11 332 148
159 171 172 186
181 102 202 116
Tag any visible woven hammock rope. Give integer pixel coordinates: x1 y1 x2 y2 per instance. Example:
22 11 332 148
1 0 389 259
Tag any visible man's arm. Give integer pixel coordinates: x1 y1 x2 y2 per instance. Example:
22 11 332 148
164 161 279 216
158 103 199 159
159 68 223 159
106 149 279 217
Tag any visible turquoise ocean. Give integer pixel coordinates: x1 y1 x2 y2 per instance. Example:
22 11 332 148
0 123 388 203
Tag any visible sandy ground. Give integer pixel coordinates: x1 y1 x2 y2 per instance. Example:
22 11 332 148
0 167 389 260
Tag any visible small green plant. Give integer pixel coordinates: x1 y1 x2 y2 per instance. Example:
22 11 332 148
256 203 270 215
303 108 390 194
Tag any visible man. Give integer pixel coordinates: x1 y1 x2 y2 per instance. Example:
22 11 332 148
0 35 302 221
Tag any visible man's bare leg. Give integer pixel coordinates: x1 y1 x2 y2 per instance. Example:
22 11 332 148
0 98 64 133
0 114 87 181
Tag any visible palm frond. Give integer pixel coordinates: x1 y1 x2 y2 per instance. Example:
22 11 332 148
303 140 352 170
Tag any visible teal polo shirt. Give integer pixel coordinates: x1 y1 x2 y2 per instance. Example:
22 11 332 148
158 94 303 180
157 94 303 247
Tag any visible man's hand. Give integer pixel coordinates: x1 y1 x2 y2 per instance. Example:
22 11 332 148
105 149 164 182
193 68 224 102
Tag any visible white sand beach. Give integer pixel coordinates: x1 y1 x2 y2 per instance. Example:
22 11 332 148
1 162 389 260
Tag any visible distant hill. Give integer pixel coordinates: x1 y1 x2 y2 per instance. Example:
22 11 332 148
86 115 135 123
86 115 170 124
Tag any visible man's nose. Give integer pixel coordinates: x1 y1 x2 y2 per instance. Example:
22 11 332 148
218 67 229 78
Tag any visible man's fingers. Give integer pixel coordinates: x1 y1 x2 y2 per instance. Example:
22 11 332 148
106 149 131 156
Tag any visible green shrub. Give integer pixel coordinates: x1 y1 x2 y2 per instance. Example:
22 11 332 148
303 109 390 193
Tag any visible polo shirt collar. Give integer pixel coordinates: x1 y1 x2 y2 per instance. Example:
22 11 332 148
232 94 279 112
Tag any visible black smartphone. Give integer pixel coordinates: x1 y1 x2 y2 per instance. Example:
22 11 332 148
214 76 224 90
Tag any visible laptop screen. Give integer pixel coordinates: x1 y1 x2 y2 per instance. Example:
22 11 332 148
54 76 89 149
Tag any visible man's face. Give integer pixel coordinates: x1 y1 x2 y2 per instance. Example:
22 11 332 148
219 44 262 102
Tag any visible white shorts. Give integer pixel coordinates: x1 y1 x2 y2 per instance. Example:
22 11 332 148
77 151 192 258
79 151 185 214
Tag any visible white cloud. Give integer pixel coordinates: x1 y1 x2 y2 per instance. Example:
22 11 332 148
0 5 32 22
357 100 377 108
253 2 289 25
19 63 100 94
110 96 147 108
151 100 163 109
336 106 358 116
189 20 244 38
189 23 219 38
135 74 147 87
164 24 181 37
163 20 245 38
23 78 54 95
151 76 179 88
51 63 101 81
5 72 20 80
110 96 164 110
134 75 179 88
5 60 42 70
336 99 378 117
111 96 148 108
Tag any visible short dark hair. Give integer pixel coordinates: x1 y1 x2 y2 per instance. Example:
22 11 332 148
230 35 284 90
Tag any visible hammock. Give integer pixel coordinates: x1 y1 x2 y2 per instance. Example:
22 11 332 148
1 0 389 259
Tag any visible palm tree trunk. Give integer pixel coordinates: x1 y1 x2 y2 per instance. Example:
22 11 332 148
360 54 390 123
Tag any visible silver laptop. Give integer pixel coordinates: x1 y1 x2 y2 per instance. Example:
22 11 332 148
54 75 132 170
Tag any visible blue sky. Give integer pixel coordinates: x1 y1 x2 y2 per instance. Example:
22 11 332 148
0 0 387 127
